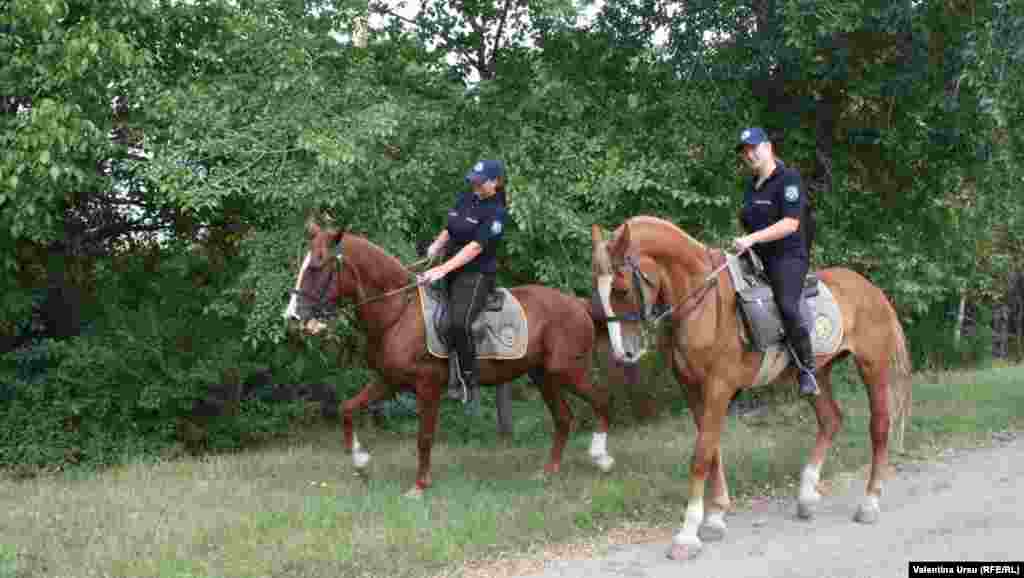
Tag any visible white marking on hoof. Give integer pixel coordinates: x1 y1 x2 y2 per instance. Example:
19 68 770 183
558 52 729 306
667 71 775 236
699 511 727 542
668 531 703 560
797 463 822 519
853 494 880 525
588 432 615 472
352 434 371 470
402 486 424 499
668 500 704 559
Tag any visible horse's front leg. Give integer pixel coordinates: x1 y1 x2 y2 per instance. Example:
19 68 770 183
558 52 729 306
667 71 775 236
669 384 731 561
407 377 443 497
342 381 393 473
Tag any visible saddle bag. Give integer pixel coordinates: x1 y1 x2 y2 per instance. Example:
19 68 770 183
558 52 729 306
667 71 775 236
737 274 819 352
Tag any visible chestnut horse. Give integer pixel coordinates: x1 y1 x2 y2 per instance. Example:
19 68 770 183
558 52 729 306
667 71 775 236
591 216 912 561
284 223 614 496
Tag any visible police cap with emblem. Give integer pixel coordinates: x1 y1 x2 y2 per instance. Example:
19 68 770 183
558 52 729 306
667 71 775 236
735 127 769 152
465 159 505 184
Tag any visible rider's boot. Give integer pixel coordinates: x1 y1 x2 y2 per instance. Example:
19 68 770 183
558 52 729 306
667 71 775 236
790 329 819 397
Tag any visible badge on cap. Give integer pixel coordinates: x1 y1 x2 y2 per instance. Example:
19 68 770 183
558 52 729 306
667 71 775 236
474 162 484 172
491 220 503 236
784 185 799 203
742 129 751 140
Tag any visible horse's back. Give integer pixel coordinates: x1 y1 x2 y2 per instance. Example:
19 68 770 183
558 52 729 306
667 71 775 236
814 266 903 342
507 284 595 346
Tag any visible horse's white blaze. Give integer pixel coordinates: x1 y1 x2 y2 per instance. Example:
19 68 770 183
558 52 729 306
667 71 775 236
597 274 627 361
673 500 704 546
283 251 312 320
588 432 615 472
352 433 371 469
799 462 822 505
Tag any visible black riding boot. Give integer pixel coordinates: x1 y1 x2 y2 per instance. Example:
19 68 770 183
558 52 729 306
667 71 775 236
447 356 466 401
790 329 819 397
460 369 481 416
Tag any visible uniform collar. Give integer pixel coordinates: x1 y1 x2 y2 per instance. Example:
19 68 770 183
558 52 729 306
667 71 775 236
750 160 786 190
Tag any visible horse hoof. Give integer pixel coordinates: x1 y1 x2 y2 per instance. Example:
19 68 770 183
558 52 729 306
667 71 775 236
591 453 615 473
353 451 371 470
853 504 880 525
796 501 816 520
666 543 701 561
403 486 424 499
698 521 727 542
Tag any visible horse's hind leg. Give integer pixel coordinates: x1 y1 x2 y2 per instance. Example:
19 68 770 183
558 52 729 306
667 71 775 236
536 380 574 474
852 351 891 524
797 361 843 520
558 365 614 473
342 381 393 473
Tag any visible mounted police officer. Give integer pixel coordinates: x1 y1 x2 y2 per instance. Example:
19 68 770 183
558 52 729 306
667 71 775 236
419 160 508 404
732 128 819 397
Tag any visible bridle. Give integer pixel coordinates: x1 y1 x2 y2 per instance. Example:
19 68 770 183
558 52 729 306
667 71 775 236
289 233 427 321
603 246 742 328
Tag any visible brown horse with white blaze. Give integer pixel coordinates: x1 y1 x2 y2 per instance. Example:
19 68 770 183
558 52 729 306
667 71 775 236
591 216 912 561
283 222 615 496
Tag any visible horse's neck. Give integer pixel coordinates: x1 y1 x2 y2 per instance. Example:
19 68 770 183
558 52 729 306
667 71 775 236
347 237 413 333
349 237 410 293
629 220 708 279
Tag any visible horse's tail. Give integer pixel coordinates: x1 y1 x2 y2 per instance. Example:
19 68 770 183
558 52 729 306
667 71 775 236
886 297 913 452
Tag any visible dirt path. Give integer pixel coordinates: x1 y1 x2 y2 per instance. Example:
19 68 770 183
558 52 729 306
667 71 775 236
511 433 1022 578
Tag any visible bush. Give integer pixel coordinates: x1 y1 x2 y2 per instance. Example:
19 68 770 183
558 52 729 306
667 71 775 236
0 249 345 472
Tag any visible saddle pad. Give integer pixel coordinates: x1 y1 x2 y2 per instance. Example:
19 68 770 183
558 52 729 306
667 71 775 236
748 280 845 387
723 252 846 387
418 285 529 360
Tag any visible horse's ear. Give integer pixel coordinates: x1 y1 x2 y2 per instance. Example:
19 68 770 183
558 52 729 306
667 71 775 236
591 224 606 245
610 223 631 258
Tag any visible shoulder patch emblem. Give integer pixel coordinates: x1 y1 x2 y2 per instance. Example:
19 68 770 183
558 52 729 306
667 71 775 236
491 220 503 235
784 185 799 203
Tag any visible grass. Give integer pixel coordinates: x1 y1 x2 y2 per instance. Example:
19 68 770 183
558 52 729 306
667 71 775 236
1 362 1022 578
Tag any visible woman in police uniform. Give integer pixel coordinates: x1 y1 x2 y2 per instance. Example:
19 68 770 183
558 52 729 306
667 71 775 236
732 128 819 397
419 160 508 402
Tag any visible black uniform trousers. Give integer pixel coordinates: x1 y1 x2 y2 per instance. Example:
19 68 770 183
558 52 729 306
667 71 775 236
446 269 495 387
764 255 814 368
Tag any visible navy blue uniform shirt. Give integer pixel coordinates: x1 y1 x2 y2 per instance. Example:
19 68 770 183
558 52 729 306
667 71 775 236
740 160 809 262
445 190 506 274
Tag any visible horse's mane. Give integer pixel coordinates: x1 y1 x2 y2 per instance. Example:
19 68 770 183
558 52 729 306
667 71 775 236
619 215 706 251
343 232 412 289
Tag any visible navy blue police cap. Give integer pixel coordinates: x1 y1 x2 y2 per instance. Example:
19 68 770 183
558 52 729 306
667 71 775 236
465 160 505 184
736 127 769 152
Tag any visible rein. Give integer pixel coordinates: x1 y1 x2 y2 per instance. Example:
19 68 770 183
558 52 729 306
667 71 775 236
605 246 745 329
290 235 433 317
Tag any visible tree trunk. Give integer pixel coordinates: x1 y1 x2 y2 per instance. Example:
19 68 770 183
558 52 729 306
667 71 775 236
43 244 82 340
954 290 966 347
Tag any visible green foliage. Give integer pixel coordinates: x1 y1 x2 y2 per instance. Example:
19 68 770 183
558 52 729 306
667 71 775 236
0 248 309 470
905 298 996 372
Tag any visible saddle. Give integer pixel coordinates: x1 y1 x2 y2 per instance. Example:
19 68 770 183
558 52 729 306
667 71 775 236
729 251 819 352
418 282 528 361
723 251 844 387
